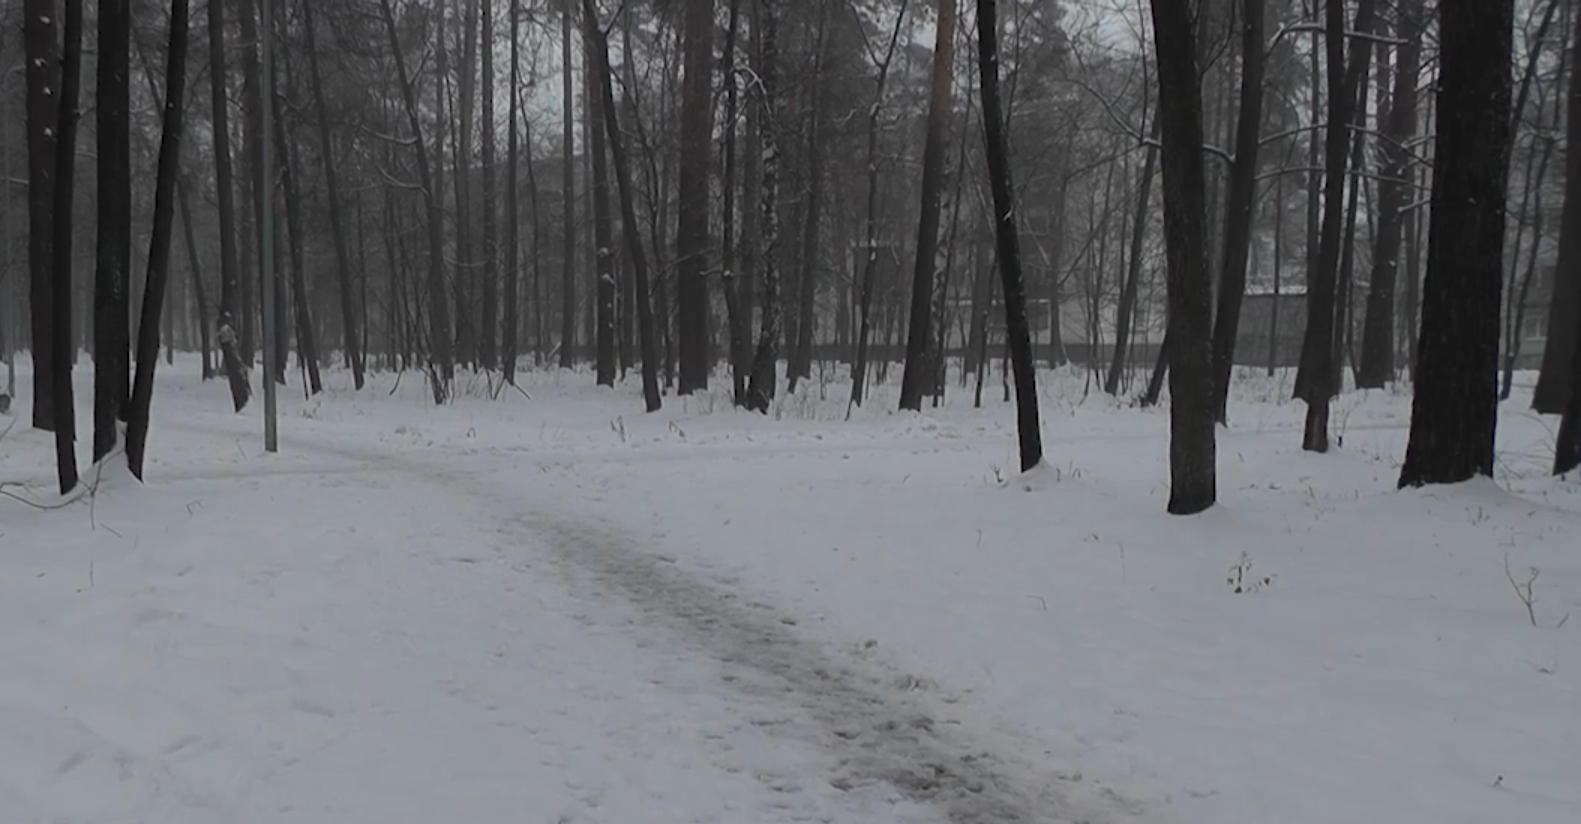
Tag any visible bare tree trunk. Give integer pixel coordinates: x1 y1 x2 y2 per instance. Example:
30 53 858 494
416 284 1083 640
975 0 1042 471
559 0 577 369
48 0 84 493
479 0 499 372
237 0 266 369
1356 0 1423 389
721 0 747 404
206 0 251 410
1294 0 1376 453
582 0 615 386
450 0 479 368
379 0 453 401
176 176 212 379
269 32 321 395
1551 4 1581 471
93 0 131 462
1399 0 1513 487
899 0 957 411
504 0 522 384
582 0 660 411
675 0 715 393
1207 0 1264 423
1150 0 1217 514
301 0 363 389
1107 108 1159 397
127 0 190 479
24 0 59 431
849 0 909 409
745 0 782 413
788 2 832 396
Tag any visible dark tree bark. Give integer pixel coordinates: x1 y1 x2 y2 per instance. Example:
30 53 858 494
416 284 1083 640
1149 0 1216 514
583 0 661 412
1535 7 1581 414
1502 3 1567 401
301 0 363 389
1550 3 1581 472
899 0 958 411
582 0 616 386
1107 109 1158 397
1399 0 1513 488
379 0 453 402
1207 0 1264 424
269 38 321 396
788 3 830 396
176 176 213 379
236 0 266 368
1294 0 1376 452
560 1 576 369
745 0 783 414
24 0 58 432
849 0 909 409
207 0 252 411
1356 0 1423 389
504 0 523 384
127 0 191 480
93 0 132 462
50 0 85 494
721 0 747 404
975 0 1042 472
480 0 499 372
675 0 715 394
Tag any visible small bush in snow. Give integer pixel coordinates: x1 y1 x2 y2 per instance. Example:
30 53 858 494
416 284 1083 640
1227 552 1273 594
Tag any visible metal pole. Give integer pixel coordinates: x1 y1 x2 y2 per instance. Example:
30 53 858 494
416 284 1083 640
2 91 14 401
259 0 278 452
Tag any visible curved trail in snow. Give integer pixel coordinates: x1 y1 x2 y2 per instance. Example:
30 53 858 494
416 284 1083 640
184 418 1120 824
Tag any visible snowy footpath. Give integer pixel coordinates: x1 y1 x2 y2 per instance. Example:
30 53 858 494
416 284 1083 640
2 360 1578 824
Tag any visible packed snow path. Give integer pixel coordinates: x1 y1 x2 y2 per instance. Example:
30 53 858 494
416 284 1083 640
193 419 1107 824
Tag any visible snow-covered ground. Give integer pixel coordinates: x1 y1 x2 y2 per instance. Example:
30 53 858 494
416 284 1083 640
2 356 1577 824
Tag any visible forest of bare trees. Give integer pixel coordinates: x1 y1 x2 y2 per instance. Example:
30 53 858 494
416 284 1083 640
0 0 1576 507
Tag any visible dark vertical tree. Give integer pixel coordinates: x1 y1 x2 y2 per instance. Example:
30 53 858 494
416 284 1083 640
127 0 191 480
379 0 453 401
1294 0 1376 452
744 0 782 413
504 0 523 384
787 3 830 396
453 0 480 367
1535 6 1581 415
975 0 1041 472
301 0 363 389
207 0 252 411
94 0 132 462
24 0 59 432
1549 1 1581 473
1107 108 1158 398
899 0 957 411
675 0 714 394
480 0 499 372
1150 0 1217 514
720 0 748 404
50 0 85 494
1357 0 1423 389
1207 0 1264 423
1399 0 1513 488
269 28 322 396
583 0 616 386
236 0 265 368
849 0 909 409
560 0 577 369
582 0 660 411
